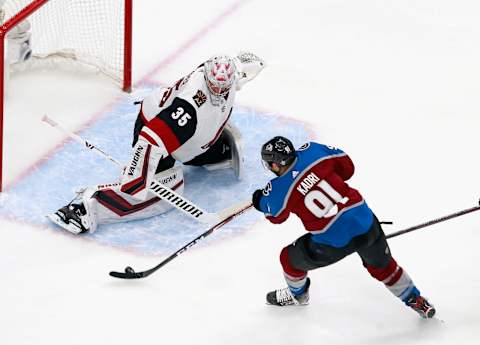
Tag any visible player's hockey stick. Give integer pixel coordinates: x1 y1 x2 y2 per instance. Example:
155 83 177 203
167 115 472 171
109 200 253 279
386 199 480 239
108 197 479 279
41 115 224 224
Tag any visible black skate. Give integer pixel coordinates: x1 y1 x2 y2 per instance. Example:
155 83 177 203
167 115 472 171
47 203 89 235
266 278 310 306
406 293 436 319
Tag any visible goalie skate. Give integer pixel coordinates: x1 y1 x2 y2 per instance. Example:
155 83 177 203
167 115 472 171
47 203 89 235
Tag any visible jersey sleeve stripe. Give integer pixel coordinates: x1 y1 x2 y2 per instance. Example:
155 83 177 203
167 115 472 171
140 130 158 146
148 118 181 153
140 127 170 154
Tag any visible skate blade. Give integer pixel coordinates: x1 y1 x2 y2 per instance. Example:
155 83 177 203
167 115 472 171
265 301 309 306
46 213 83 235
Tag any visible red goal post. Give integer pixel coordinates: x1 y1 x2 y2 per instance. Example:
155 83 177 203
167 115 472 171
0 0 133 192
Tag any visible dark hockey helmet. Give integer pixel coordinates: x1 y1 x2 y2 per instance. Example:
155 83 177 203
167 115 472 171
261 136 296 168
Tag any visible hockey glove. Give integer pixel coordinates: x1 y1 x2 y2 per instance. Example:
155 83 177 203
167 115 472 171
252 189 263 211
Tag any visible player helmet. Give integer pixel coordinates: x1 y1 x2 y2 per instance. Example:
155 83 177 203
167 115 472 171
261 136 296 168
204 55 236 96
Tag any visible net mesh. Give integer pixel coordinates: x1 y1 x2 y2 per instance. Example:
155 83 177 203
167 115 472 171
2 0 126 85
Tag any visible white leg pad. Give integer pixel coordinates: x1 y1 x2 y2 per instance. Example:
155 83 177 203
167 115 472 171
92 166 184 225
203 123 244 180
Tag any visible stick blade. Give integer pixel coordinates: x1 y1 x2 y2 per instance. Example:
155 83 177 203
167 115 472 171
109 270 145 279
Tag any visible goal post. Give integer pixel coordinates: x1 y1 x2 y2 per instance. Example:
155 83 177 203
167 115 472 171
0 0 133 192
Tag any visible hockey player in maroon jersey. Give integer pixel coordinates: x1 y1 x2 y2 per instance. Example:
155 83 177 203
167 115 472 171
48 52 265 234
252 136 435 318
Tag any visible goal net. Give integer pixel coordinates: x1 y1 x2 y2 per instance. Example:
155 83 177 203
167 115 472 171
0 0 132 191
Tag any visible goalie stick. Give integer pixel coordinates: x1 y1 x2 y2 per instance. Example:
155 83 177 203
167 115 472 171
41 115 226 224
109 200 253 279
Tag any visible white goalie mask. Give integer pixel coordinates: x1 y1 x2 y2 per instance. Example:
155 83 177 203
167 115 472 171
204 55 236 96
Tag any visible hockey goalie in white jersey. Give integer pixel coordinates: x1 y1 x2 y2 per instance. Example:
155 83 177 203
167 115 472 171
48 52 265 234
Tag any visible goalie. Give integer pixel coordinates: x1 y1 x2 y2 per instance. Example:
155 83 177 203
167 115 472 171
48 52 266 235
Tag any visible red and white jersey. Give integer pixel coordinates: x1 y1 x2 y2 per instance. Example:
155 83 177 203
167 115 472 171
139 65 237 163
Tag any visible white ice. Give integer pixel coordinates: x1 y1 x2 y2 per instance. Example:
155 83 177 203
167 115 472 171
1 1 480 344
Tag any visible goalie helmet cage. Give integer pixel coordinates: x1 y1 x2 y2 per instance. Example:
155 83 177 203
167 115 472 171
0 0 133 192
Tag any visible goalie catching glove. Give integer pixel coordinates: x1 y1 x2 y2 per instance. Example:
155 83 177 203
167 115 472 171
233 51 266 91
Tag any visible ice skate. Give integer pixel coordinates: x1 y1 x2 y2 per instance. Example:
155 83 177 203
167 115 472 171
266 278 310 306
406 293 436 319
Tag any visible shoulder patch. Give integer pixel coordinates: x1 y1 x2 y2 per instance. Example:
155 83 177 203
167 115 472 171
326 144 339 151
262 182 272 196
298 142 310 151
292 170 299 178
193 90 207 107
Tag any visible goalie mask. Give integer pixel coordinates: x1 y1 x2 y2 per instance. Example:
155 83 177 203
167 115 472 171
261 136 296 169
204 55 236 96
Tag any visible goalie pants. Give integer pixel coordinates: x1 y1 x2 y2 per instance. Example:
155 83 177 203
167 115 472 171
282 216 420 302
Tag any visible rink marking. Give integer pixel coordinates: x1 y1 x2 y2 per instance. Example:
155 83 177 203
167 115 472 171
0 0 318 256
0 102 314 255
3 0 249 192
136 0 250 86
3 97 124 191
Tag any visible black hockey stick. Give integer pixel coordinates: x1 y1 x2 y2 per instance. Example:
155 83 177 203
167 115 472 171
386 199 480 239
109 202 253 279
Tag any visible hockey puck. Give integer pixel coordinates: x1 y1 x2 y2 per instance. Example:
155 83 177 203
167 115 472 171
125 266 135 275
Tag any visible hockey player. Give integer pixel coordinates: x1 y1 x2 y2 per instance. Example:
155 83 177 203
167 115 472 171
48 52 265 235
251 136 436 318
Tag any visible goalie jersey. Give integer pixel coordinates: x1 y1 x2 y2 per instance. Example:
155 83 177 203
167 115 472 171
257 142 375 248
136 66 236 163
121 53 264 201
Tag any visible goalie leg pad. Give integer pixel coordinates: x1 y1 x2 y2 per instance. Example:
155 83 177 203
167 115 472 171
200 123 244 180
92 166 185 224
120 138 169 201
224 123 244 180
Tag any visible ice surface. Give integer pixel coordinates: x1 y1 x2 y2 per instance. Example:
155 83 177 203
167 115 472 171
1 1 480 345
0 85 311 254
